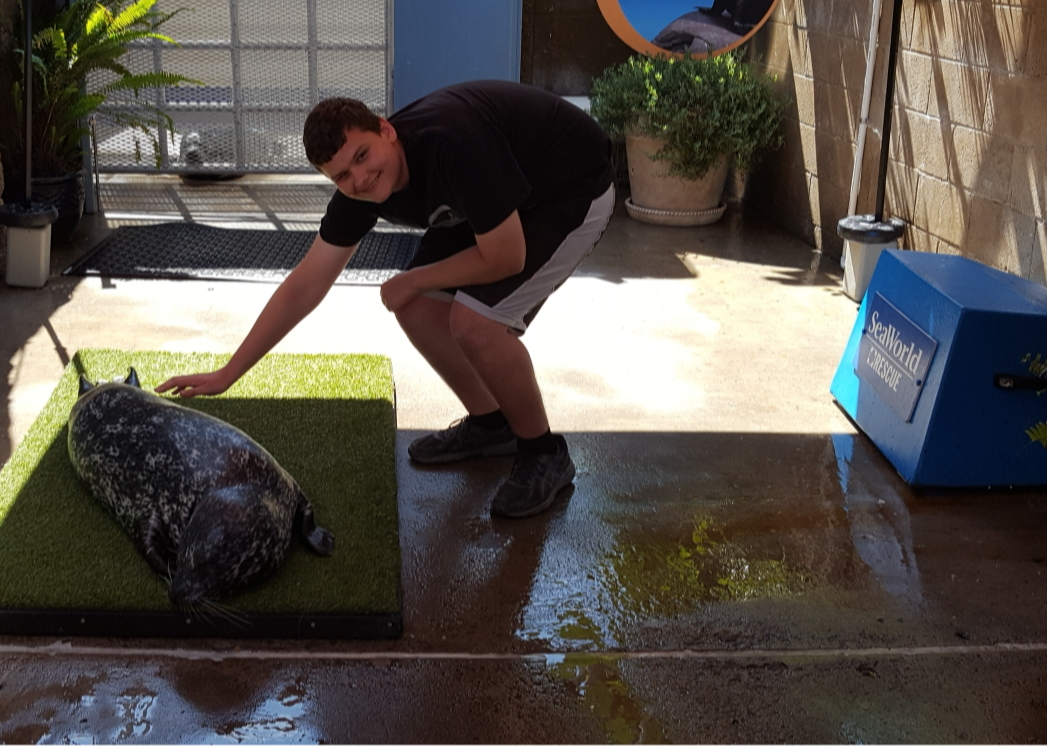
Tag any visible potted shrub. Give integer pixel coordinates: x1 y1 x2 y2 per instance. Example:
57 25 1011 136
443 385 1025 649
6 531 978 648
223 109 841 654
1 0 199 242
589 51 785 226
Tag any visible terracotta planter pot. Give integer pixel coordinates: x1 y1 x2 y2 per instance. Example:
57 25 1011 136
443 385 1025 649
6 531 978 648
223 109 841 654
624 133 729 226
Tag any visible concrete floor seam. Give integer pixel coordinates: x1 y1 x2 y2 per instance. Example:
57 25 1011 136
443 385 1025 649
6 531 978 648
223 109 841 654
3 642 1047 662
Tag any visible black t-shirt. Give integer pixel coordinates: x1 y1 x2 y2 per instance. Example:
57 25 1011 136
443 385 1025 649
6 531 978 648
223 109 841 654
318 80 613 247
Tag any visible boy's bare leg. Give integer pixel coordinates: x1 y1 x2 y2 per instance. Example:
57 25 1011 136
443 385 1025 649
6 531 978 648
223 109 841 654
397 293 572 519
446 302 550 439
394 295 500 416
394 295 550 439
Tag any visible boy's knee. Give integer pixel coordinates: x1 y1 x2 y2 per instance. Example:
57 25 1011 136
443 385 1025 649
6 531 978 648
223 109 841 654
393 294 437 332
448 303 499 351
391 305 414 333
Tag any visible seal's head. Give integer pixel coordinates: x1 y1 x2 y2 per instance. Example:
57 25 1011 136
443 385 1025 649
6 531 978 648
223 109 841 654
71 367 145 428
77 366 142 397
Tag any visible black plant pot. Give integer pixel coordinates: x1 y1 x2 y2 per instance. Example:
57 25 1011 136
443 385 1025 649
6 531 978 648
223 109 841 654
2 170 85 244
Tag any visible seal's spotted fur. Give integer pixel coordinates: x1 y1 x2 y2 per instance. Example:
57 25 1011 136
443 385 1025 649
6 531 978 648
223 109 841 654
67 368 334 607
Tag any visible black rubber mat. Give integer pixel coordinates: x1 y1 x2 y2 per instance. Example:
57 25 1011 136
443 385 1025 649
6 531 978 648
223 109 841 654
63 222 420 284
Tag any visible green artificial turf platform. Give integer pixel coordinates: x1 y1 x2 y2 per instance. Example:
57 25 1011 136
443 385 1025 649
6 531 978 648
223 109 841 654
0 350 401 640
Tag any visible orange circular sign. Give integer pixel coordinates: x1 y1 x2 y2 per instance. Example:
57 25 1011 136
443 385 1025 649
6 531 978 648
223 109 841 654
596 0 780 58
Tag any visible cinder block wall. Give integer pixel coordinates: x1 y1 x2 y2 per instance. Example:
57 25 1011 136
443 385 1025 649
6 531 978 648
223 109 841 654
744 0 1047 281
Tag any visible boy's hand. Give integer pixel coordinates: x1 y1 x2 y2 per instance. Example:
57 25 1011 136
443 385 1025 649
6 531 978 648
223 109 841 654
154 369 234 398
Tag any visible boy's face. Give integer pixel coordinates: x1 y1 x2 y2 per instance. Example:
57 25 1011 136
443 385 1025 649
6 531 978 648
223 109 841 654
320 119 406 202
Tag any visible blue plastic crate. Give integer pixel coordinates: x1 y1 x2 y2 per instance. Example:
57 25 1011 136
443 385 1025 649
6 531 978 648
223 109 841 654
831 249 1047 486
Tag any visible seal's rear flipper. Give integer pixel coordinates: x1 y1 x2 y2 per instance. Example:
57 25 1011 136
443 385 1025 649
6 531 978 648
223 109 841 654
126 367 141 388
295 492 335 556
78 374 94 396
306 525 335 556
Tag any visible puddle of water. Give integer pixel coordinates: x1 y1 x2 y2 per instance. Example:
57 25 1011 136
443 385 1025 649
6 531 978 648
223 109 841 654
600 514 809 619
518 591 609 650
840 719 869 744
193 683 314 741
546 654 666 744
516 507 619 649
833 433 923 604
555 608 604 643
0 666 319 745
517 536 669 741
115 690 156 740
519 508 812 652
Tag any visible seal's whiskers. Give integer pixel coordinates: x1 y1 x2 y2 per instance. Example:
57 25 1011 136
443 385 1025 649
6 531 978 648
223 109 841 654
188 599 251 629
180 599 208 623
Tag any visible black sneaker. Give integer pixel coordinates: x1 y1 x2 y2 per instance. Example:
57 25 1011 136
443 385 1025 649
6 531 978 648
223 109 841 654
408 417 518 464
490 434 575 518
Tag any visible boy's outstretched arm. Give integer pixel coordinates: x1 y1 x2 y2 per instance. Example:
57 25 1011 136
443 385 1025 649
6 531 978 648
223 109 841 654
155 234 358 397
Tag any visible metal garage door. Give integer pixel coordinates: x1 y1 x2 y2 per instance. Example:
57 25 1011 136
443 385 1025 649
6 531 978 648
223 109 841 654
91 0 392 174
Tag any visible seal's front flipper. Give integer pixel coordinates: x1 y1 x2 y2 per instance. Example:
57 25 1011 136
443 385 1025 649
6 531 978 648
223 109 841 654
137 511 177 579
294 491 335 556
144 546 174 579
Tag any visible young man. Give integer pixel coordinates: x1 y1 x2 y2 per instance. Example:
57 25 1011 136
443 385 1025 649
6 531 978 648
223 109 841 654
156 80 615 518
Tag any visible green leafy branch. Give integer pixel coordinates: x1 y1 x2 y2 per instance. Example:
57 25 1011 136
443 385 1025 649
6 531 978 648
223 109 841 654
9 0 201 174
1019 353 1047 449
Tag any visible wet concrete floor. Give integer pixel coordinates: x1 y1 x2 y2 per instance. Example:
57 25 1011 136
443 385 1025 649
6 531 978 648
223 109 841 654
2 175 1047 742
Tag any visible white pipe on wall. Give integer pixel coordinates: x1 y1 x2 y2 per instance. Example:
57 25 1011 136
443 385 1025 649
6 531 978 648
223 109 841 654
842 0 887 266
848 0 886 217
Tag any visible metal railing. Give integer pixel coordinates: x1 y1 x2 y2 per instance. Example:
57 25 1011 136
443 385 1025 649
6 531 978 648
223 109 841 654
91 0 392 174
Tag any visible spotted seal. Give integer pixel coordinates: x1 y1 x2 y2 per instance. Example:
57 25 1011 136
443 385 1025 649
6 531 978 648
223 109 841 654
67 368 335 609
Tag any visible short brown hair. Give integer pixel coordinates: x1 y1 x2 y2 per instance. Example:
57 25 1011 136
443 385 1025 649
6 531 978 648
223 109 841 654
303 98 382 167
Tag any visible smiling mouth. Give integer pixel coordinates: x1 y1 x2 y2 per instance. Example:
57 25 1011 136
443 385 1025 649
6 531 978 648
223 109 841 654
359 174 379 195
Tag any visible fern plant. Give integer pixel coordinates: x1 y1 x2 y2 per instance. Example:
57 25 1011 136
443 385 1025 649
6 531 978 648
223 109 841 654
4 0 200 176
589 51 785 181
